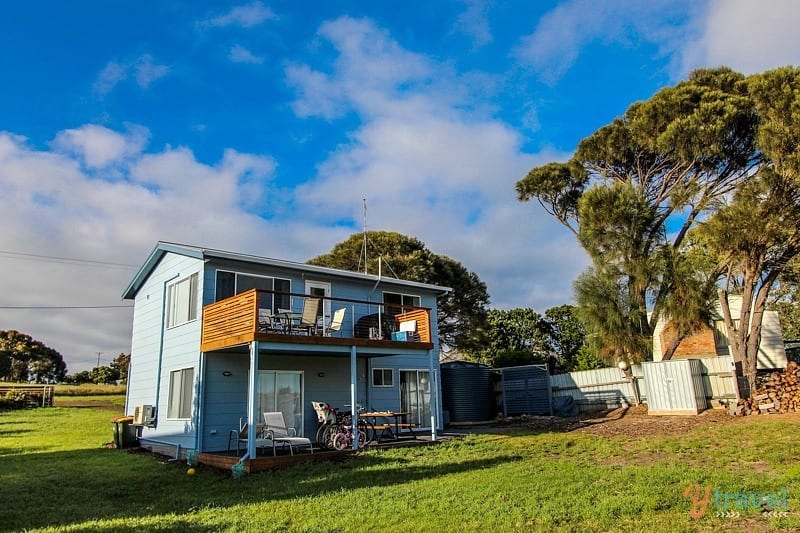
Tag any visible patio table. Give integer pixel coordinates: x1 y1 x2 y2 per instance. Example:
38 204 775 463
360 411 416 442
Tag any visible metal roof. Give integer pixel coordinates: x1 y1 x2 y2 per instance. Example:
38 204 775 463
122 241 452 299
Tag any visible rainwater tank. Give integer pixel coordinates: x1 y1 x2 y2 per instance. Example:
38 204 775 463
441 361 494 422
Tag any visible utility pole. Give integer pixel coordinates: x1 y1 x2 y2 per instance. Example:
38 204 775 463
96 351 103 369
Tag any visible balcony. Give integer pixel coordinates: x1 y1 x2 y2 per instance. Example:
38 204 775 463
200 288 434 352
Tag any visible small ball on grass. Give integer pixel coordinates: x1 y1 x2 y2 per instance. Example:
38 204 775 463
187 467 196 476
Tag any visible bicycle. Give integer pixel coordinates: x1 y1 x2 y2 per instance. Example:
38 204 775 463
332 420 367 451
311 401 374 449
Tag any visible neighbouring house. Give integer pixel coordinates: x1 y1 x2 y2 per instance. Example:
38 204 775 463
652 296 787 370
122 242 450 457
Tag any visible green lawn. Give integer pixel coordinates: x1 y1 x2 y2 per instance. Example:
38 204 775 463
1 407 798 532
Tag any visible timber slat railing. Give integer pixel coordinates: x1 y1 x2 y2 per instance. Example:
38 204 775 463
200 288 434 352
201 290 259 351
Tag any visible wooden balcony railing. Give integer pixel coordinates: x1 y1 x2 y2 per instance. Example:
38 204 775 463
200 289 433 352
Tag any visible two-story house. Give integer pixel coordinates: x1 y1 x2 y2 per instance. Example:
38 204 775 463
122 242 449 459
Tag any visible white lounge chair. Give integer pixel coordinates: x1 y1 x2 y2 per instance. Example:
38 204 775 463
227 417 274 456
263 411 314 455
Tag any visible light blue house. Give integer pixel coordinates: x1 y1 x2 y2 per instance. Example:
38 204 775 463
122 242 449 458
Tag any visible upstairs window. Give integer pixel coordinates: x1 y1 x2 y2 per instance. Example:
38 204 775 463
215 271 291 312
166 273 198 328
383 292 421 318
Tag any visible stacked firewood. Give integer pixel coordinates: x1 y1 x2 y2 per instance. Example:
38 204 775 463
731 361 800 416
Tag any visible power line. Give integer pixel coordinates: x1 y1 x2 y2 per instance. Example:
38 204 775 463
0 250 139 269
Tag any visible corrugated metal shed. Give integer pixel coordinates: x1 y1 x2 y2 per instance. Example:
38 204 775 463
500 365 552 417
441 361 495 422
641 359 708 415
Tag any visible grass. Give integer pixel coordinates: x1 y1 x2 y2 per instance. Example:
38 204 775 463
54 384 127 396
1 407 799 532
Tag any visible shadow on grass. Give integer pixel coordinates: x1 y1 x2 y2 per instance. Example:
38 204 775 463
0 446 521 531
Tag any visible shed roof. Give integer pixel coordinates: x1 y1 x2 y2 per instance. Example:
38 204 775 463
122 241 452 299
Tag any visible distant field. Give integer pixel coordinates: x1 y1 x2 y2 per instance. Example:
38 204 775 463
54 383 127 396
2 405 799 531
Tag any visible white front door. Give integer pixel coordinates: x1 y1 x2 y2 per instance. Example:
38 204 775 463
305 280 331 328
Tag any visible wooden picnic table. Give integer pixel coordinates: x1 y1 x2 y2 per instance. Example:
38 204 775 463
360 411 417 442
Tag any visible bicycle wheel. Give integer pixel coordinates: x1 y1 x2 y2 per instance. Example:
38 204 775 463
357 426 368 448
358 419 375 445
315 424 331 449
320 424 339 449
332 432 350 451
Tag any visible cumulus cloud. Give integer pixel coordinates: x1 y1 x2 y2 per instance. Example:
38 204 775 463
229 44 264 64
51 124 149 168
513 0 691 84
288 16 588 311
201 1 276 28
452 0 493 48
0 127 288 372
93 55 170 95
679 0 800 75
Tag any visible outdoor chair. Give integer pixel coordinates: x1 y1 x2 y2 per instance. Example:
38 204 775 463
258 309 283 333
323 308 346 336
297 297 321 335
227 417 274 456
263 411 314 455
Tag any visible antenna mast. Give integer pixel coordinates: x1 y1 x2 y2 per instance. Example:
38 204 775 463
362 198 368 274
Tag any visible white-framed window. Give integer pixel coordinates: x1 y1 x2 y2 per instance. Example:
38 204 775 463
215 270 291 312
383 292 421 318
167 367 194 419
167 273 199 328
372 368 394 387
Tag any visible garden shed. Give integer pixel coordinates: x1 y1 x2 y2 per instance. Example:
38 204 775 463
500 364 552 417
640 359 708 415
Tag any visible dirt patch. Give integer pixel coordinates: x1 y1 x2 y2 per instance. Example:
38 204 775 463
53 398 124 412
497 404 800 439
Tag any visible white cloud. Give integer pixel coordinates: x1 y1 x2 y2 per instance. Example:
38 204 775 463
679 0 800 75
0 128 286 373
51 124 149 168
201 2 276 28
288 16 588 311
453 0 492 48
229 44 264 64
513 0 690 84
93 61 127 95
93 55 170 95
134 55 170 88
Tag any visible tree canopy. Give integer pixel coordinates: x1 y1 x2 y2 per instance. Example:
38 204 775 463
0 330 67 383
517 65 800 397
468 305 599 372
517 67 760 364
308 231 489 353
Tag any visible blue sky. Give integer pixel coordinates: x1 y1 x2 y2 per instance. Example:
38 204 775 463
1 0 799 372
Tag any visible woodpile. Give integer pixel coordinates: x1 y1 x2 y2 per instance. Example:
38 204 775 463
731 361 800 416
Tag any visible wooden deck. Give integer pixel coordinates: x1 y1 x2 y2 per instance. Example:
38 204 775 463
199 449 354 473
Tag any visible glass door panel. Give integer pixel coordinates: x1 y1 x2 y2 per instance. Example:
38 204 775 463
400 370 430 427
258 371 304 435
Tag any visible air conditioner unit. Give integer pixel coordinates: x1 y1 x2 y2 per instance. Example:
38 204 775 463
133 404 155 426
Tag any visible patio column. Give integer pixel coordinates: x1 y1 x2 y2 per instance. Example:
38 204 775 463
429 349 438 441
350 345 358 450
247 341 260 457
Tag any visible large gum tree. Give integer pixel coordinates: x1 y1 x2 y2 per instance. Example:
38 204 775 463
517 67 759 364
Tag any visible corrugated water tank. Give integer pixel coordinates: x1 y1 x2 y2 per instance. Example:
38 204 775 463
441 361 495 422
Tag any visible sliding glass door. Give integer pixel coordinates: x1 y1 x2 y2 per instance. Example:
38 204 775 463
400 370 431 427
258 371 303 435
